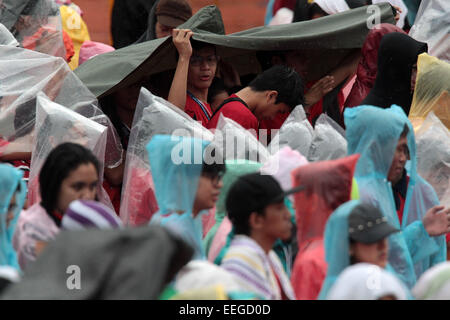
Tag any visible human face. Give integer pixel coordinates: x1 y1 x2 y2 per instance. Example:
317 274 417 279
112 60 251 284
187 46 217 92
192 172 223 216
259 201 292 242
284 50 309 79
155 21 174 39
56 163 99 214
387 135 410 185
350 238 389 268
255 91 291 121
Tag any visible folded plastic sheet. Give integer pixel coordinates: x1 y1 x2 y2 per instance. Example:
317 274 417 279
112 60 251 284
28 93 114 210
268 105 313 157
0 23 19 46
0 0 66 59
409 53 450 131
307 113 347 162
409 0 450 63
213 114 270 163
0 45 122 168
120 88 213 226
415 112 450 207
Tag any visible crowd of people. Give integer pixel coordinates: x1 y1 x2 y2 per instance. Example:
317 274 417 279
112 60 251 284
0 0 448 300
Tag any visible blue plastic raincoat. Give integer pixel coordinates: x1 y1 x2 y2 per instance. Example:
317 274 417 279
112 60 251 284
147 135 211 260
345 105 445 288
0 164 27 270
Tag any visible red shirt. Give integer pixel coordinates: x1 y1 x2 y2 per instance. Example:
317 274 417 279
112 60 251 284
184 92 213 127
259 112 290 143
207 94 259 132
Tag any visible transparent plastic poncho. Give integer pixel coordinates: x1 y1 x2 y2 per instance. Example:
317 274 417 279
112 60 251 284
0 164 26 271
307 113 347 162
268 106 313 157
415 112 450 207
120 88 213 226
345 105 445 288
147 134 212 261
409 0 450 63
0 0 66 59
0 23 19 47
213 114 270 163
409 53 450 131
28 93 113 210
0 45 122 168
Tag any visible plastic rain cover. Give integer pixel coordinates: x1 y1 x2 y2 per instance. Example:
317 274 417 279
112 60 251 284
0 23 19 46
120 88 213 226
28 93 114 210
213 114 270 164
409 53 450 132
409 0 450 63
0 0 66 59
0 45 122 168
415 112 450 207
268 105 313 157
307 113 347 162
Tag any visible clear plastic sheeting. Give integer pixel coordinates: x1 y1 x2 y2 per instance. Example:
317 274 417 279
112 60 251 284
0 45 122 168
28 94 114 210
214 114 270 164
120 88 213 226
307 114 347 162
0 0 66 58
415 112 450 207
268 106 313 157
409 0 450 63
0 23 19 46
409 53 450 131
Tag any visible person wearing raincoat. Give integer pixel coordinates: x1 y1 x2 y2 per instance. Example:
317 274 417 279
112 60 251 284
13 142 101 270
290 154 360 300
147 135 225 260
345 105 450 288
318 200 405 299
361 32 427 115
0 164 27 291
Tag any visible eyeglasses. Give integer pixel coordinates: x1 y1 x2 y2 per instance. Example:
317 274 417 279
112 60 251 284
190 55 219 67
202 170 225 185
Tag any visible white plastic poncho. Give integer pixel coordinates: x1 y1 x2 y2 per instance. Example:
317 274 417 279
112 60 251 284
409 0 450 63
28 93 114 210
307 113 347 162
268 105 313 157
0 45 122 168
119 88 213 226
0 23 19 47
415 112 450 207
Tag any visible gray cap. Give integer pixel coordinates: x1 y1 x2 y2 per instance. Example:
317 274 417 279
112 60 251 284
348 203 399 244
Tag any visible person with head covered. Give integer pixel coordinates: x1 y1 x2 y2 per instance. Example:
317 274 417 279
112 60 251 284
345 104 450 288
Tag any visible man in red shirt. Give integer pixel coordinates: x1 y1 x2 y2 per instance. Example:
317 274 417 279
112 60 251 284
207 65 304 139
168 29 216 127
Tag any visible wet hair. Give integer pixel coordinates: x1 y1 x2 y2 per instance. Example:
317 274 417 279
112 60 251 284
39 142 100 220
201 146 226 179
248 65 304 109
207 77 229 103
190 39 216 54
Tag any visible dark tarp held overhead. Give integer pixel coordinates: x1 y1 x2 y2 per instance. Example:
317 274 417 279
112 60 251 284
75 3 395 100
1 226 193 299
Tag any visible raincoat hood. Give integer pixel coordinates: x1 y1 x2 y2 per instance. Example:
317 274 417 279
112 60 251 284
147 134 211 215
75 3 395 99
362 33 427 114
292 154 359 252
0 164 26 270
409 53 450 131
345 23 406 108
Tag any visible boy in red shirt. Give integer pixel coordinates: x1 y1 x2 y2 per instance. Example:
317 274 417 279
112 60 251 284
207 65 304 137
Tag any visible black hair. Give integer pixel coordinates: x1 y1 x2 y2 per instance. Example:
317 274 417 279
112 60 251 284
13 97 37 139
201 145 226 179
190 39 216 53
230 207 266 236
400 124 409 137
207 77 229 103
248 65 304 109
308 3 328 19
39 142 100 221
